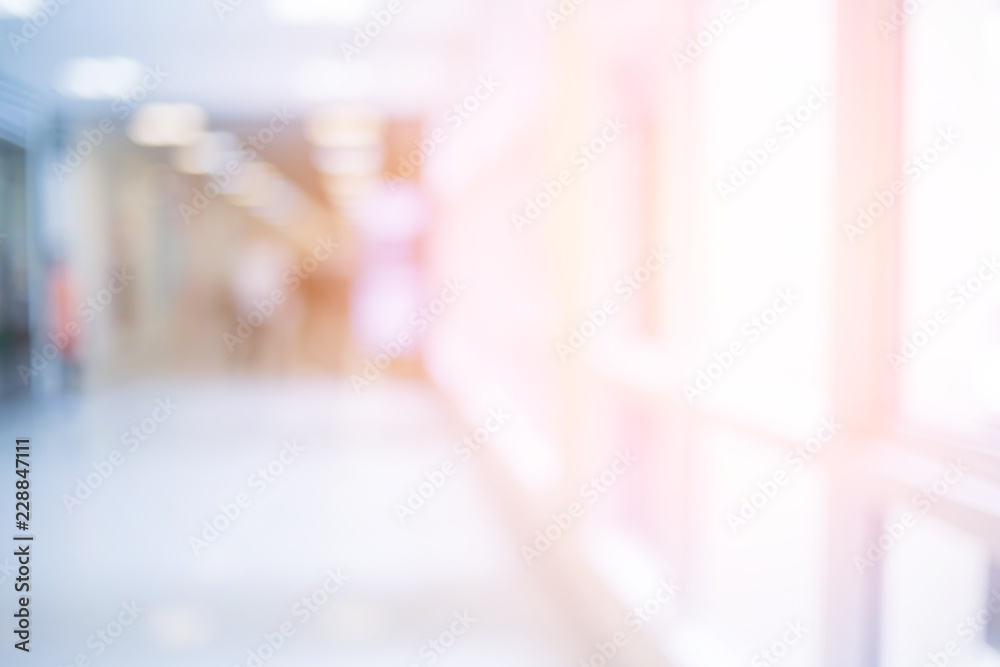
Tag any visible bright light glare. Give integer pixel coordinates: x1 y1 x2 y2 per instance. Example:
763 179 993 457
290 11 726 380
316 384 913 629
170 132 237 174
127 103 207 146
0 0 40 18
305 106 382 147
56 57 143 99
262 0 377 24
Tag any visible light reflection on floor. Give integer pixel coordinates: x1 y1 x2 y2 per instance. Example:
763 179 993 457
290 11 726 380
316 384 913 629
0 378 573 666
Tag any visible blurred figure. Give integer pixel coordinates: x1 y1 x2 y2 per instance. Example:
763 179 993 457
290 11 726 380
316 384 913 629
228 234 301 372
350 176 430 380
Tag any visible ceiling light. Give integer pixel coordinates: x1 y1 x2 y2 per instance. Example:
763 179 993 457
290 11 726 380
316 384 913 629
127 104 207 147
311 146 384 175
170 132 237 174
0 0 40 18
227 162 280 207
56 57 143 99
305 106 382 147
262 0 378 24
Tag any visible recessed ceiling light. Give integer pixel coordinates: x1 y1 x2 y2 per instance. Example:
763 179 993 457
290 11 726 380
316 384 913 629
171 132 238 174
127 104 207 146
56 57 143 99
312 146 385 176
0 0 40 18
262 0 379 24
305 106 382 147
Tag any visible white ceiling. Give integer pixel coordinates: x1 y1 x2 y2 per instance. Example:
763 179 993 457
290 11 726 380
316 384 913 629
0 0 542 120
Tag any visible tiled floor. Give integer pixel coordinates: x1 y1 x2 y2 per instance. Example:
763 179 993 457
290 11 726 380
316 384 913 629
0 378 575 666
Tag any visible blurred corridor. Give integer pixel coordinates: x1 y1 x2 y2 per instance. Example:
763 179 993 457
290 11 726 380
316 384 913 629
3 0 1000 666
